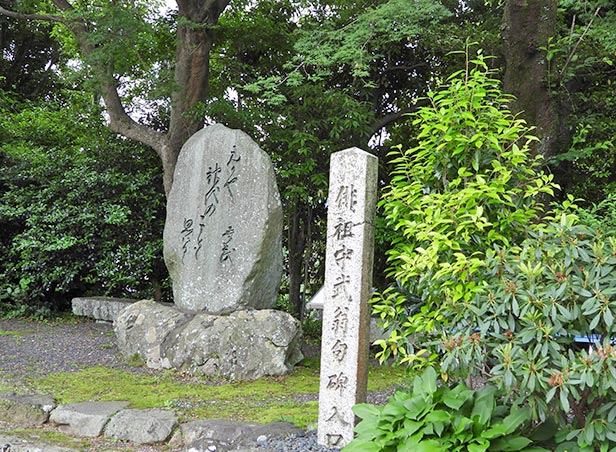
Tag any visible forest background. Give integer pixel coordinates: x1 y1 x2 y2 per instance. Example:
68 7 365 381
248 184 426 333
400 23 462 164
0 0 615 320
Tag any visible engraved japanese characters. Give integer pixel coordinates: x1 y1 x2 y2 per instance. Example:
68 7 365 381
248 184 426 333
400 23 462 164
163 124 283 314
317 148 378 447
115 125 301 380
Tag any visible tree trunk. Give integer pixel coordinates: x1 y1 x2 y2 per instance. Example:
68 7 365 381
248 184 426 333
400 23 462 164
502 0 567 158
288 204 307 319
163 0 231 194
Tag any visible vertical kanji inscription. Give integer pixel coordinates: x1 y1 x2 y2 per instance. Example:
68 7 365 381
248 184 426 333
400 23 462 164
317 148 378 447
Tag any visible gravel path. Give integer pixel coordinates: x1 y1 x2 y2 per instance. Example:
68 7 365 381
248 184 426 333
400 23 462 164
0 318 158 388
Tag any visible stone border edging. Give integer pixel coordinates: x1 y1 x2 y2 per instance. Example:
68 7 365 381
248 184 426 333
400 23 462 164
0 391 303 451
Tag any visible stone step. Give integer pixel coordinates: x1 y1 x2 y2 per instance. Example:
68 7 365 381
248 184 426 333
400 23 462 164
104 408 178 444
0 392 56 426
49 401 130 437
71 296 136 323
0 392 304 450
182 419 303 452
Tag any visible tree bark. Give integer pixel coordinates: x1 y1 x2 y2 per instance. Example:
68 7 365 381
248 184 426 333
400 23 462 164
502 0 567 158
288 204 308 320
165 0 230 193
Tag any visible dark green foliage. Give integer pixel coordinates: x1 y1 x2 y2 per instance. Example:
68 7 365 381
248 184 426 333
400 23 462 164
545 0 616 202
447 213 616 450
577 193 616 236
346 367 545 452
0 0 62 99
0 97 168 317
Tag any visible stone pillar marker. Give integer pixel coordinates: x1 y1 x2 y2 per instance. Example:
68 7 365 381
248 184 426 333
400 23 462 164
317 147 378 448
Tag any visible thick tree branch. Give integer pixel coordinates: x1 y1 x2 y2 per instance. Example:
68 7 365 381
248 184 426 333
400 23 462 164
370 100 428 135
45 0 167 160
0 6 65 23
4 0 231 196
101 80 166 154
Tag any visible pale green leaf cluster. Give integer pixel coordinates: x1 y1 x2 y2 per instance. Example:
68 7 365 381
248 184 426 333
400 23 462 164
294 0 452 80
373 49 555 365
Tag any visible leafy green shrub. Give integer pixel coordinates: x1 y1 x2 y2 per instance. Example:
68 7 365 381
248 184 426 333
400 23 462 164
372 48 555 364
346 367 544 452
437 212 616 451
0 99 168 316
371 48 616 450
577 192 616 236
301 310 323 342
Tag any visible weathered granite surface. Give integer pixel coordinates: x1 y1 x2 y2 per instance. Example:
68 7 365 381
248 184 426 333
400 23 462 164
162 308 304 379
113 300 191 369
0 392 55 426
114 300 303 380
104 408 178 443
182 419 303 451
163 124 283 314
71 296 135 322
49 401 130 437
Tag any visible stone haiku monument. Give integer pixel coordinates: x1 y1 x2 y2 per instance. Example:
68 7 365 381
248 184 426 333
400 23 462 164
114 124 303 380
163 123 283 314
317 148 378 447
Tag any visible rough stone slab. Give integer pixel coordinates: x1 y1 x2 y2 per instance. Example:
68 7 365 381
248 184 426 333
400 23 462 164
163 123 283 314
162 309 303 380
0 435 78 452
114 299 191 369
71 296 136 322
318 147 377 448
104 408 178 443
182 419 302 451
115 300 302 379
0 392 56 426
49 401 130 437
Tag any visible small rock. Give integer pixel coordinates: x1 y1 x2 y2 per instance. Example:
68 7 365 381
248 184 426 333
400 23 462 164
104 408 178 443
0 434 77 452
0 392 56 426
49 400 129 437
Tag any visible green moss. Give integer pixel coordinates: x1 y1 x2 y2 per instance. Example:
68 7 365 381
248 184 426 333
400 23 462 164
26 359 405 429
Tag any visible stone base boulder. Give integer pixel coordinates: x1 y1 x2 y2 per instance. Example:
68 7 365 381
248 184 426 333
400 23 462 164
114 300 303 380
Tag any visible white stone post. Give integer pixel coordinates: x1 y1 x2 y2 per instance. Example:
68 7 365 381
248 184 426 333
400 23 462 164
317 147 378 448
